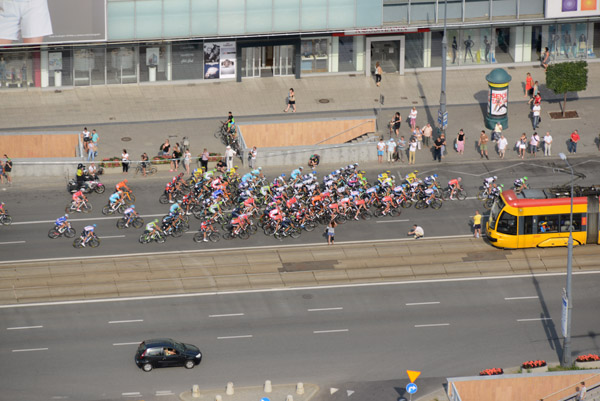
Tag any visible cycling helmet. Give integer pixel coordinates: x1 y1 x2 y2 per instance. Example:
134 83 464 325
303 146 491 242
64 214 69 218
493 176 497 180
177 200 183 204
124 179 128 183
281 174 286 177
179 173 184 177
154 219 159 223
130 205 135 208
524 176 528 180
299 166 303 170
93 224 97 227
433 174 438 178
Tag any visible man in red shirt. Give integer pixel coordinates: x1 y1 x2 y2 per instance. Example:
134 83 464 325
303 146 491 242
569 130 580 154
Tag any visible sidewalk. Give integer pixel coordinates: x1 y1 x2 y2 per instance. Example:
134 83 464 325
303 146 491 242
0 63 599 175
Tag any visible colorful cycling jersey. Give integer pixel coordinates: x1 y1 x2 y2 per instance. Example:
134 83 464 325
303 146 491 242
484 177 496 185
251 169 261 176
382 195 393 202
290 169 302 179
424 188 434 195
211 189 224 198
393 185 404 193
84 225 95 233
109 192 121 203
146 222 156 231
116 182 128 191
286 197 297 209
366 187 377 194
269 209 282 220
243 197 255 207
169 203 182 213
124 208 134 215
448 179 459 187
55 216 67 225
73 190 83 200
208 203 220 214
241 173 253 183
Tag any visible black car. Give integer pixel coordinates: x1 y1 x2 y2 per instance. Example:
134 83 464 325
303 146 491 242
134 338 202 372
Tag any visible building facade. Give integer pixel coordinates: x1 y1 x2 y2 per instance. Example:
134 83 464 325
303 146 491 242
0 0 599 90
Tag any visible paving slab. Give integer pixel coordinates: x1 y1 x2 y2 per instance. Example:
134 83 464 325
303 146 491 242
211 254 250 266
312 270 350 284
443 261 481 275
0 269 17 279
207 265 248 276
376 266 415 278
14 277 49 288
47 264 85 275
411 264 446 276
49 285 86 299
244 262 283 274
13 266 51 277
115 281 154 296
149 280 186 294
247 274 285 289
244 252 282 264
14 287 52 303
83 283 119 297
475 260 513 272
214 275 252 291
280 271 317 286
46 275 83 286
180 277 218 291
333 259 369 269
507 258 548 270
277 251 316 263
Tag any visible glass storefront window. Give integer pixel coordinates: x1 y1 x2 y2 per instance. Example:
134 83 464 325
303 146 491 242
273 0 300 32
411 0 436 24
140 45 168 82
543 23 593 62
337 36 356 72
383 1 408 24
370 40 401 73
492 0 517 20
405 33 424 68
73 48 106 86
107 0 135 41
107 47 138 84
329 0 355 29
47 49 73 88
445 0 463 22
172 42 204 80
465 0 490 21
0 52 32 88
494 27 513 63
219 0 245 36
247 0 273 33
461 28 492 65
519 0 543 17
164 0 191 38
301 0 327 30
136 0 162 39
301 38 331 74
191 0 218 36
356 0 383 28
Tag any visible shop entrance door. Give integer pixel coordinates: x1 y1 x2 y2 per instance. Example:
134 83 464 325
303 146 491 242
241 47 261 78
274 45 295 76
366 36 405 77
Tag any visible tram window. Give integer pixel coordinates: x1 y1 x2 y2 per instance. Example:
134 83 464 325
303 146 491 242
559 214 582 232
523 216 534 234
537 215 559 233
497 211 517 235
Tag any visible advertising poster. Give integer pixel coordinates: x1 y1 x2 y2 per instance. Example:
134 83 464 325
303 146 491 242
490 88 508 116
546 0 600 18
203 42 220 79
49 52 63 71
0 0 106 46
219 42 236 79
146 48 159 67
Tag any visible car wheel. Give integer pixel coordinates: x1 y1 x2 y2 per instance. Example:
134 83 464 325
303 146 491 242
142 363 153 372
184 360 195 369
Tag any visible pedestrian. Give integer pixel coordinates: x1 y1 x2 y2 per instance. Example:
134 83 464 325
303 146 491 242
543 132 553 156
422 123 433 148
327 221 336 245
478 130 489 159
532 102 541 129
472 210 482 238
409 107 418 130
386 137 396 163
433 135 444 162
284 88 296 112
569 130 580 153
518 133 527 159
249 146 257 169
492 122 503 142
0 160 4 184
396 136 406 163
91 129 99 152
577 382 587 401
408 224 424 239
87 141 96 161
440 133 447 157
121 149 130 173
525 72 533 98
529 132 540 157
81 127 91 152
375 62 382 87
497 134 508 159
3 155 12 185
171 143 182 171
140 153 149 176
159 139 170 156
409 137 418 164
542 47 550 71
201 148 209 172
377 137 385 164
456 129 466 154
414 126 423 150
225 145 236 170
389 112 401 137
183 148 191 174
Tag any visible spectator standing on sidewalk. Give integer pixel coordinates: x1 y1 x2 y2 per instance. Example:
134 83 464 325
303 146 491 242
433 135 444 162
409 137 418 164
249 146 257 169
225 145 236 171
543 132 553 156
3 155 12 185
140 153 149 176
389 112 401 137
542 47 550 71
327 221 336 245
284 88 296 112
375 62 383 87
121 149 130 173
530 132 540 157
472 210 482 238
456 129 466 154
478 130 489 159
525 72 533 98
81 127 91 152
183 148 191 174
408 224 424 239
409 107 418 130
422 123 433 148
396 136 406 163
0 160 4 184
159 139 170 156
171 143 182 171
532 102 541 129
386 137 396 163
518 133 528 159
577 382 587 401
201 148 209 171
497 134 508 159
568 130 580 154
492 122 503 142
377 138 385 164
87 141 96 161
415 126 423 150
91 129 99 151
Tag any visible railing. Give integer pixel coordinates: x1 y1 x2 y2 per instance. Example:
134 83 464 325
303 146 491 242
541 373 600 401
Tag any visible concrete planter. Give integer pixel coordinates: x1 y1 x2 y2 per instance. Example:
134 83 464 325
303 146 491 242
523 365 548 373
575 360 600 369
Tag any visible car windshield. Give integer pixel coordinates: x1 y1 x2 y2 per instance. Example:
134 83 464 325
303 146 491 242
489 197 505 229
173 341 185 352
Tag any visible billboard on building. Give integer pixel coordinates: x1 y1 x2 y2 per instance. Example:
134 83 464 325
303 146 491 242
0 0 106 46
204 42 236 80
546 0 600 18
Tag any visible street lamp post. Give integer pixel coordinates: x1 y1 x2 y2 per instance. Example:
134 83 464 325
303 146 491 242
559 152 574 367
438 0 448 134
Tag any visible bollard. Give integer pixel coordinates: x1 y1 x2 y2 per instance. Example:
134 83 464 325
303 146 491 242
216 395 222 401
286 395 294 401
296 383 304 395
226 382 234 395
192 384 200 398
264 380 272 393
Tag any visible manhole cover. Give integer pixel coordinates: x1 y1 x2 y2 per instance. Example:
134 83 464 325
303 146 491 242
302 294 314 300
121 137 132 142
401 96 408 100
318 99 330 104
374 99 379 102
54 90 62 94
412 101 419 104
109 116 116 121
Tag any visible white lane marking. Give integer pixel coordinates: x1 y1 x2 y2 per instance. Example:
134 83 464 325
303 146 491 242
113 342 140 346
108 319 143 324
414 323 450 328
7 325 43 330
122 392 141 397
376 219 410 224
12 347 48 352
505 296 539 300
0 241 26 245
11 213 166 226
308 307 344 312
209 313 245 318
100 235 126 239
405 302 440 306
517 317 552 322
313 329 349 334
217 335 253 339
0 234 476 265
3 270 600 309
156 390 174 396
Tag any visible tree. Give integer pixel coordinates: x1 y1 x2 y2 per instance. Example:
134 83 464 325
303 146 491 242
545 61 588 117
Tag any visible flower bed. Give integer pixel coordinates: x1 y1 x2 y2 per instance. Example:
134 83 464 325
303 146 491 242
575 354 600 369
152 155 171 165
99 157 121 168
522 360 548 373
480 368 504 376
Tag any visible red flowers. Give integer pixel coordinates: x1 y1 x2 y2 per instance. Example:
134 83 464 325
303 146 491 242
480 368 504 376
576 354 600 362
522 360 547 369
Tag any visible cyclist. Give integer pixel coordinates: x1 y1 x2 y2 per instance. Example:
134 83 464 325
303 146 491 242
423 187 436 205
448 177 463 200
0 202 5 216
380 193 394 216
169 200 183 217
230 213 250 235
55 214 70 232
109 190 124 209
423 174 438 188
199 219 216 242
405 170 419 184
81 224 96 247
145 219 161 238
290 166 303 181
514 176 528 192
115 179 131 193
483 176 497 188
72 189 87 212
122 205 138 227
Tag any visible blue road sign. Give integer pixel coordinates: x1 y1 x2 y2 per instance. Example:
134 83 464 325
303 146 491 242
261 398 271 401
406 383 418 394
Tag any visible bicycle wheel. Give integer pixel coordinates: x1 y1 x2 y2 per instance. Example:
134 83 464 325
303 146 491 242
159 194 169 204
290 228 301 239
128 193 136 202
65 227 76 238
134 165 142 176
390 208 401 217
208 232 221 243
139 234 147 244
94 185 106 194
172 227 184 238
73 238 83 248
1 215 13 225
82 203 92 213
193 232 203 243
476 189 487 201
441 189 451 201
148 167 158 176
457 190 468 201
101 205 112 215
48 228 60 239
484 198 494 210
414 200 426 210
89 237 101 248
65 204 73 214
248 224 258 234
222 231 233 240
263 225 275 236
274 231 283 240
239 230 250 240
116 219 126 229
303 221 317 231
431 198 443 210
373 208 385 218
133 217 144 229
155 233 166 243
360 210 373 220
401 199 413 208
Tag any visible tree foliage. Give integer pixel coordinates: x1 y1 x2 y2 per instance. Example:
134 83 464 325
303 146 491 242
546 61 588 95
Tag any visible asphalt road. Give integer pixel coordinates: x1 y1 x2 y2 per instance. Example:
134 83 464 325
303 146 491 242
1 156 599 263
1 273 599 401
